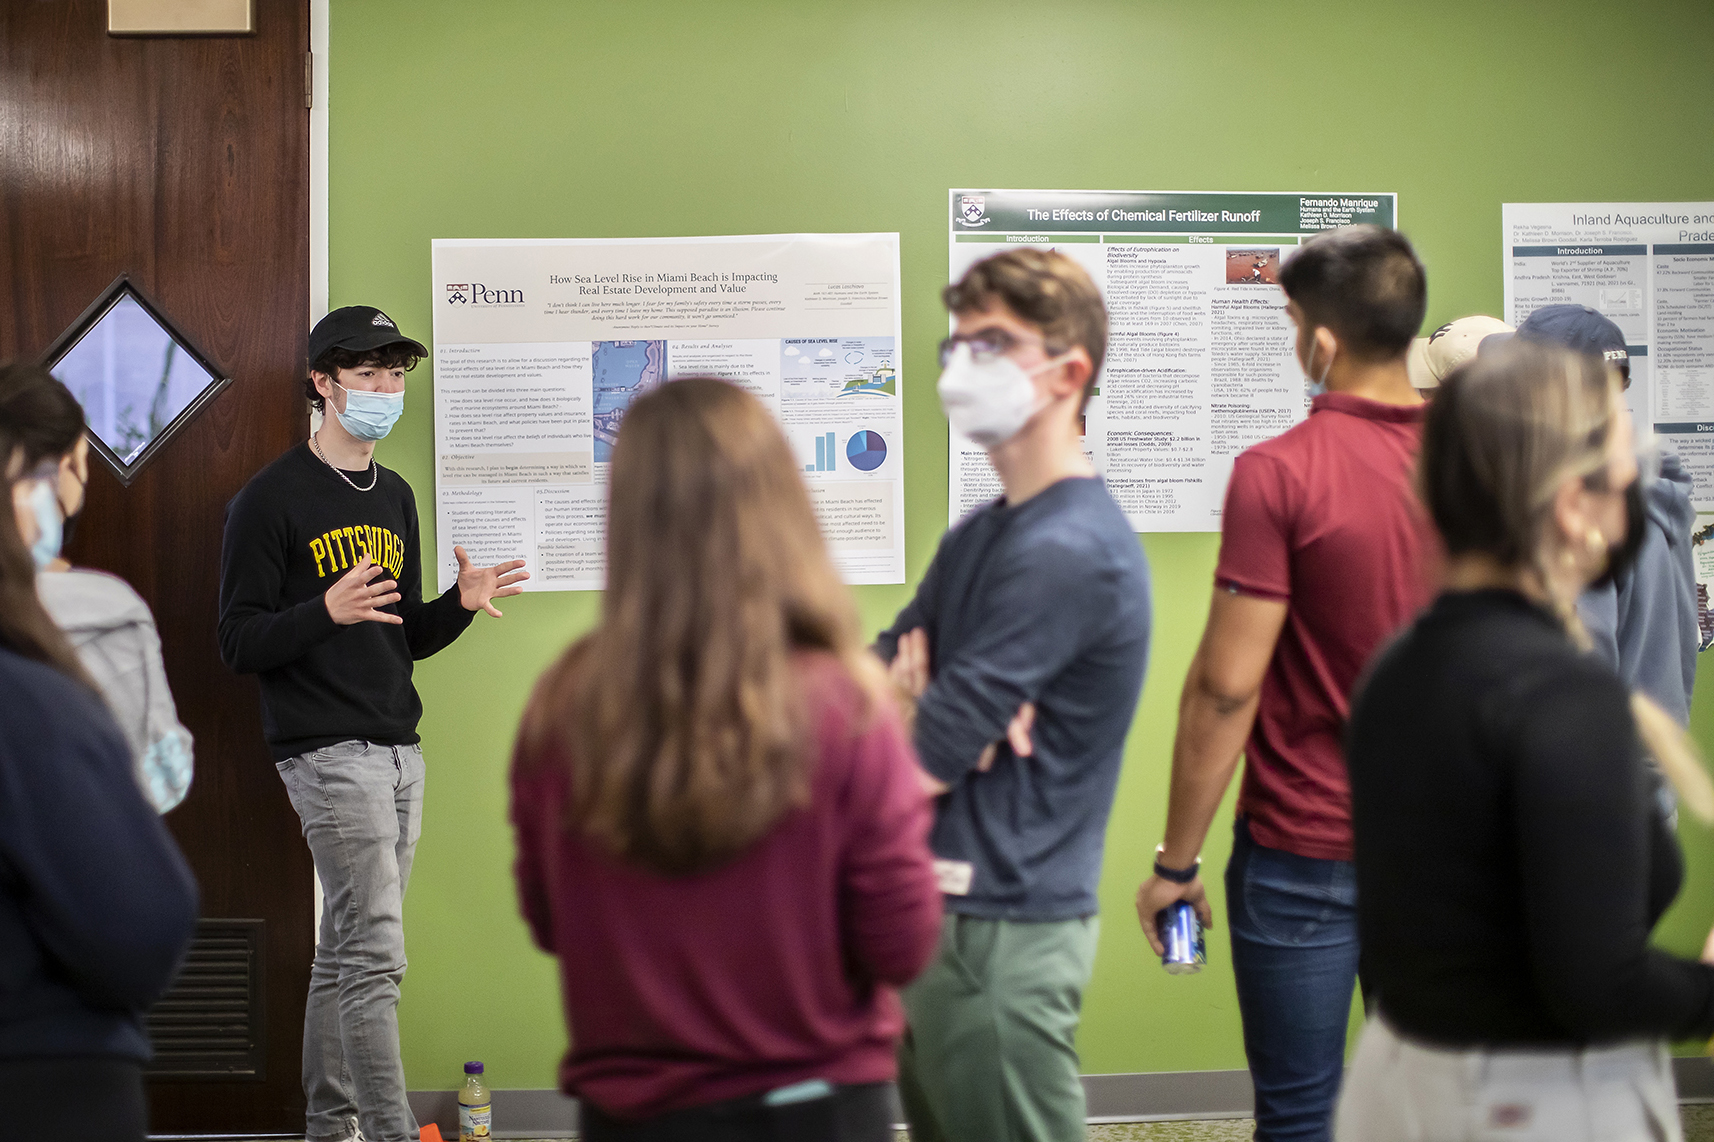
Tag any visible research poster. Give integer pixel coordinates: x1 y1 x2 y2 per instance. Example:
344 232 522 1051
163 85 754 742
948 189 1397 529
431 233 905 592
1503 203 1714 512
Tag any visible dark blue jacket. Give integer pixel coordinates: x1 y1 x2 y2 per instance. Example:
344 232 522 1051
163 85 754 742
0 648 198 1062
876 477 1151 921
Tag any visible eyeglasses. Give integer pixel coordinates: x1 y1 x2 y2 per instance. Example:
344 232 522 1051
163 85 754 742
938 328 1058 368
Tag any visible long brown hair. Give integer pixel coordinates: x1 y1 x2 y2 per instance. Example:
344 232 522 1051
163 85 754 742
520 377 881 874
1422 340 1714 822
0 362 86 471
0 441 95 688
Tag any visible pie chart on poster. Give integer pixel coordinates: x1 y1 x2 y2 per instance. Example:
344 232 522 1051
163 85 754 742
846 430 887 472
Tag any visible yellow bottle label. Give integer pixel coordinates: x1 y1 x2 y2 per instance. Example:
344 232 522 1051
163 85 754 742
458 1100 491 1141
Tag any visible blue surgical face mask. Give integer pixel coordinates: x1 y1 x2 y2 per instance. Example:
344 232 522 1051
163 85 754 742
332 380 405 442
26 479 63 570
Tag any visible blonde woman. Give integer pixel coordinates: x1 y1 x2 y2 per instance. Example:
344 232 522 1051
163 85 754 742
1339 340 1714 1140
510 378 942 1142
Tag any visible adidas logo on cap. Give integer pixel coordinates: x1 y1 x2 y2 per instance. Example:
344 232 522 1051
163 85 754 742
372 312 395 327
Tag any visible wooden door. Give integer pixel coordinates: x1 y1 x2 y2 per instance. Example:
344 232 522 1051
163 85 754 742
0 0 313 1131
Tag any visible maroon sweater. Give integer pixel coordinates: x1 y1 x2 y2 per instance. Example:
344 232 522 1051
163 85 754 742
510 652 942 1119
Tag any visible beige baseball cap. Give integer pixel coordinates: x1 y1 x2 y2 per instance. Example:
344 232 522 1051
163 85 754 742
1407 315 1514 390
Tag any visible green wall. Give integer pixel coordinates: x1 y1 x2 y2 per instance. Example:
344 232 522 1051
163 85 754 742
327 0 1714 1092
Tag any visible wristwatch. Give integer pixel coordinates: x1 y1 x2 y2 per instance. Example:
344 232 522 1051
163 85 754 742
1153 844 1200 884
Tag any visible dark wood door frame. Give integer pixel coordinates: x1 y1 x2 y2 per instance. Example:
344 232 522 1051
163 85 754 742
0 0 315 1131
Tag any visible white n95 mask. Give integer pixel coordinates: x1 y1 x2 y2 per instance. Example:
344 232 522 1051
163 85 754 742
937 343 1054 447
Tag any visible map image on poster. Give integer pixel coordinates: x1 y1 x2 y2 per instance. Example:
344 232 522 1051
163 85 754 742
592 340 666 461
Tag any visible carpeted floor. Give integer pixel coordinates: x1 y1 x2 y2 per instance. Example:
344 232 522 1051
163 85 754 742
414 1106 1714 1139
988 1107 1714 1140
892 1109 1714 1141
1068 1108 1714 1140
267 1104 1714 1139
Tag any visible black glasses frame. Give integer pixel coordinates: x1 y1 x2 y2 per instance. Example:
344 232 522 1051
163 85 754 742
938 328 1060 368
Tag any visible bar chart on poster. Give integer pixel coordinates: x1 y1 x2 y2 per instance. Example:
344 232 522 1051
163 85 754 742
430 233 905 591
947 188 1397 530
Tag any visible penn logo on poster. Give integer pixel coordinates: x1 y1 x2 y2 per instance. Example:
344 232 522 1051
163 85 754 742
445 282 525 306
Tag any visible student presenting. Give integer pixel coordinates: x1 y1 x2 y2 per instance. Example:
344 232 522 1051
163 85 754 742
218 306 527 1142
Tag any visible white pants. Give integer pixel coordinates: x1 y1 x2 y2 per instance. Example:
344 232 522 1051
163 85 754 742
1335 1015 1682 1142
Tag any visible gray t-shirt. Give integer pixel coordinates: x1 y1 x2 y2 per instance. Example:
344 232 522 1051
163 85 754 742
37 568 194 813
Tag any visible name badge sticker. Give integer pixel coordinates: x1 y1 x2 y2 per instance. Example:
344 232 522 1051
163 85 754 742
934 859 974 896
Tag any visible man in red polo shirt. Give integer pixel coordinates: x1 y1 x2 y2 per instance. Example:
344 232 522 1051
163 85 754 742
1135 226 1436 1142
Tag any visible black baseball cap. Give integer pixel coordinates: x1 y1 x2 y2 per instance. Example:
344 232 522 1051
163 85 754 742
1483 303 1629 378
308 305 428 364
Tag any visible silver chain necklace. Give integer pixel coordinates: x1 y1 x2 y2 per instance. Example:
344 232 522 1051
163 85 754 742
310 433 379 492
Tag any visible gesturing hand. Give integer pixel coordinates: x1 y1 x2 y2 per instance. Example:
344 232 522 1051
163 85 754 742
323 555 404 626
455 544 530 618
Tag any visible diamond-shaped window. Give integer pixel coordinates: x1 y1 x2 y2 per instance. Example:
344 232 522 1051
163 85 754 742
42 274 231 486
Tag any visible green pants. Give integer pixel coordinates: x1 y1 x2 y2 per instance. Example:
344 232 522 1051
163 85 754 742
897 913 1099 1142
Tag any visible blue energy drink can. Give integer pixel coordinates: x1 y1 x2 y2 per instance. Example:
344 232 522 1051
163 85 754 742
1158 901 1206 975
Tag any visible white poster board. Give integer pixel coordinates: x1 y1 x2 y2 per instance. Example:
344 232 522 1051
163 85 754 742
1503 203 1714 509
947 189 1398 530
430 233 905 591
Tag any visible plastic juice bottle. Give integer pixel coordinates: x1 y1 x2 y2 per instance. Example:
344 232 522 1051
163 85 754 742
458 1061 492 1141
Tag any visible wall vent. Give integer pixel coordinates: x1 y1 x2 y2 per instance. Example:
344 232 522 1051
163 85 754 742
144 919 265 1079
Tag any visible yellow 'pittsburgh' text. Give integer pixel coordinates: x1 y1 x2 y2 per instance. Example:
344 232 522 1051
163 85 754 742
310 524 405 580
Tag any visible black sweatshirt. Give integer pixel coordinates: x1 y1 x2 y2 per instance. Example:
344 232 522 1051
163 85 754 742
1348 589 1714 1047
0 649 197 1062
218 443 474 760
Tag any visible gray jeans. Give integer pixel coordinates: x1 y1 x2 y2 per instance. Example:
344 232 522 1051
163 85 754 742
277 740 425 1142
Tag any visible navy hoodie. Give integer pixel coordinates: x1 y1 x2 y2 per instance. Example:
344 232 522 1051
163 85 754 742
0 648 198 1062
875 477 1151 921
1579 450 1700 724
